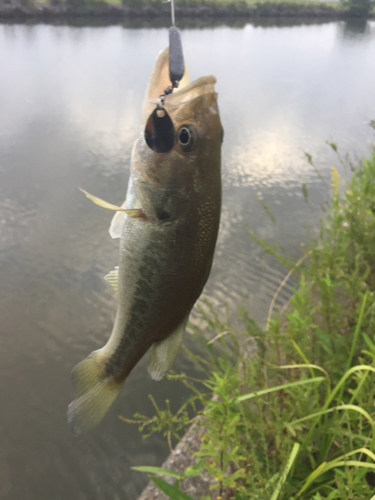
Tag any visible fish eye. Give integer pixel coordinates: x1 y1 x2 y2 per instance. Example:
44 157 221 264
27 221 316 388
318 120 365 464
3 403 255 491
177 125 197 152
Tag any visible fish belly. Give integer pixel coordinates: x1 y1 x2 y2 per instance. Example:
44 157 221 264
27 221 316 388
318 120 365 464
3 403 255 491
105 211 214 380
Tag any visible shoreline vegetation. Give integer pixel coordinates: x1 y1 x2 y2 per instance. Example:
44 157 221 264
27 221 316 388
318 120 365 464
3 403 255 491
0 0 374 22
131 143 375 499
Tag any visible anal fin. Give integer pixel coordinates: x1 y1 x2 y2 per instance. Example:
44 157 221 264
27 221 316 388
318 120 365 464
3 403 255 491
109 200 127 239
148 319 187 381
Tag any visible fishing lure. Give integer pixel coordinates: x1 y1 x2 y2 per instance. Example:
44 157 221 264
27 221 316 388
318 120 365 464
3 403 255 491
144 1 185 154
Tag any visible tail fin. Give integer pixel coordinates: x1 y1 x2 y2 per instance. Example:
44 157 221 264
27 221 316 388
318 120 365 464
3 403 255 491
67 349 123 433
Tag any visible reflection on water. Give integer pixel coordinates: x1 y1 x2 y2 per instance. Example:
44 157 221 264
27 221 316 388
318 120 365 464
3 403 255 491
340 17 373 38
0 20 374 500
0 16 358 30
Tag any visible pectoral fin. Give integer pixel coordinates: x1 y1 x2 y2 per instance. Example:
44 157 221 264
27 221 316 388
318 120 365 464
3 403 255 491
79 189 142 218
148 319 187 381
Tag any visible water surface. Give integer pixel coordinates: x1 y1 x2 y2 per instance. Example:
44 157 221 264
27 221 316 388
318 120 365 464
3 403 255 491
0 19 374 500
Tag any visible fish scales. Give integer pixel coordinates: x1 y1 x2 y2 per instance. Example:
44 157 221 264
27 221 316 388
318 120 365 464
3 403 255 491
68 48 223 432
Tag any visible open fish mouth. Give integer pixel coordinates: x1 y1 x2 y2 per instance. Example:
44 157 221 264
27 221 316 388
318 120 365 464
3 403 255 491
162 76 217 113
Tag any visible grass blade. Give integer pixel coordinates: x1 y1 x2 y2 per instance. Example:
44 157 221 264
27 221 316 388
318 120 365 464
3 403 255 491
346 292 368 372
297 461 327 497
279 364 329 379
326 366 375 408
150 476 194 500
323 460 375 473
297 455 375 497
270 442 300 500
132 466 180 479
290 404 375 435
236 377 324 403
335 447 375 463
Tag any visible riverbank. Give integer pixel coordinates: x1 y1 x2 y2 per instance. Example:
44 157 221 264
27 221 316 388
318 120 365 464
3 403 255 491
133 149 375 499
0 0 373 21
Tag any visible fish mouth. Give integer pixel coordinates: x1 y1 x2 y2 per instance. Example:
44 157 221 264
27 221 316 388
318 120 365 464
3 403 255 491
141 47 217 127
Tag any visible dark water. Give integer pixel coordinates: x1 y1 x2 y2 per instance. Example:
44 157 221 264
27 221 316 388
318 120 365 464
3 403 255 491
0 19 374 500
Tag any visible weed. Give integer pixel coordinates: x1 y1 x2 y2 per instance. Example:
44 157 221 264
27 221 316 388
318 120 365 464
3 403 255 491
130 152 375 499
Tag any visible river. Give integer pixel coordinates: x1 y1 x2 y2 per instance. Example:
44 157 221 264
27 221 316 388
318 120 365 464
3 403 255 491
0 18 374 500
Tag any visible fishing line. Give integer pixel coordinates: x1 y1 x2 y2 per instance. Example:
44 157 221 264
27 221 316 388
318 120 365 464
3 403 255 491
144 0 185 153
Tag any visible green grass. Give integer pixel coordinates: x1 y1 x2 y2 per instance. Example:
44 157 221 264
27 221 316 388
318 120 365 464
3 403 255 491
7 0 375 16
130 145 375 499
11 0 346 10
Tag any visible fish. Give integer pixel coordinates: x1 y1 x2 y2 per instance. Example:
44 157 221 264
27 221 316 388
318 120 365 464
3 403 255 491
67 47 223 432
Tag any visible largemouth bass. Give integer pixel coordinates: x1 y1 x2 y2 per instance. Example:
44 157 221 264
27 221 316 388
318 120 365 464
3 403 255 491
68 48 223 432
